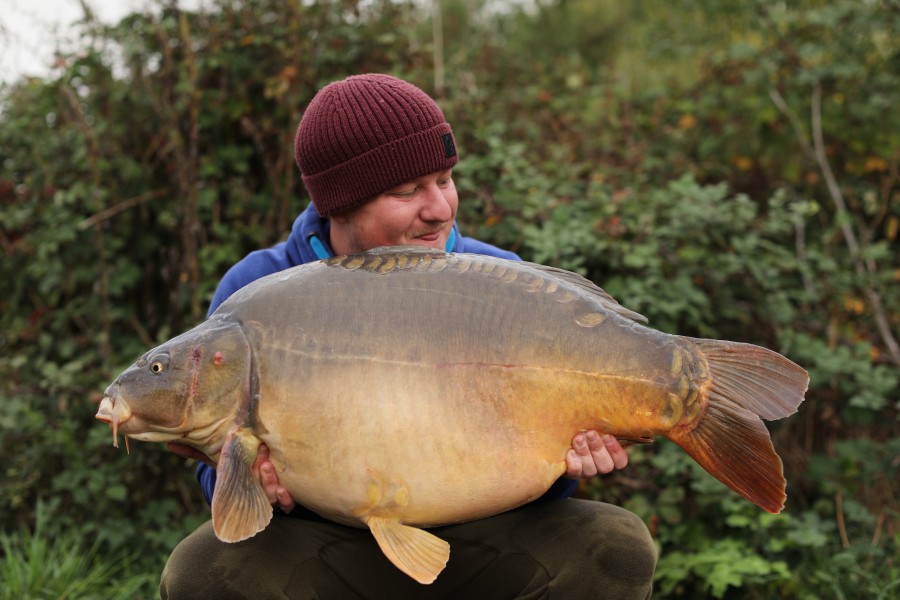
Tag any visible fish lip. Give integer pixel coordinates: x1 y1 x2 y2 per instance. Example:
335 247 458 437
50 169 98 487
95 396 114 423
96 388 134 449
95 391 132 425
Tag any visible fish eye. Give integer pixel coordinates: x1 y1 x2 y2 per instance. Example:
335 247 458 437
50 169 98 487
148 354 169 375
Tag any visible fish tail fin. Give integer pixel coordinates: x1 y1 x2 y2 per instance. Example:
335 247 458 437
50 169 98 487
669 339 808 513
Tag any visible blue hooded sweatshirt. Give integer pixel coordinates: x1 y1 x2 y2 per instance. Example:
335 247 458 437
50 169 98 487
197 203 577 519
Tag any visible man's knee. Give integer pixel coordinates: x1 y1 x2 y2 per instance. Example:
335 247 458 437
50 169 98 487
551 500 657 597
597 504 657 577
159 518 374 600
159 520 293 599
159 522 220 599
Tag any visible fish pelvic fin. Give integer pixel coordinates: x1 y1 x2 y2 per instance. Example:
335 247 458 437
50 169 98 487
366 516 450 585
671 339 809 514
211 429 273 542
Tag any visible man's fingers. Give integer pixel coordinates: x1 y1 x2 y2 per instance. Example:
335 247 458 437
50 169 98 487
275 486 295 513
565 448 582 478
603 434 629 470
565 431 631 479
573 433 599 477
260 462 279 503
253 443 297 511
585 431 615 474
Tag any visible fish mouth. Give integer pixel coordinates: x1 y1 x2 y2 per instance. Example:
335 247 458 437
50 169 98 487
96 390 133 450
95 389 193 450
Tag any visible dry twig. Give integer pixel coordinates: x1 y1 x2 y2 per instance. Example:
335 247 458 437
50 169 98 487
769 85 900 365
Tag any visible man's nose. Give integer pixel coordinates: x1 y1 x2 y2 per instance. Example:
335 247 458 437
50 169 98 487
420 184 453 222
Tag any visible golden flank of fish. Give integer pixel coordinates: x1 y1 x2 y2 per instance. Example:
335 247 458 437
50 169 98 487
96 247 808 584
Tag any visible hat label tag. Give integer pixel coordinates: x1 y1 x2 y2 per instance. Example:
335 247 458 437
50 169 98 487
441 133 457 158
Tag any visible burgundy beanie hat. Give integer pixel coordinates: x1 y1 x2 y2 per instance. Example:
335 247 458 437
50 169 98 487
294 74 458 217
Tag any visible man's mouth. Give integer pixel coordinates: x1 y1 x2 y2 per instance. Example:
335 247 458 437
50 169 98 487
413 227 445 243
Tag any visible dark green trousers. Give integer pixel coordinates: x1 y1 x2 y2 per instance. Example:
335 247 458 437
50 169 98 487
160 499 656 599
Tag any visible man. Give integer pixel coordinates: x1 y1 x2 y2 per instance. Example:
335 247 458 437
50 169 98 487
161 74 657 599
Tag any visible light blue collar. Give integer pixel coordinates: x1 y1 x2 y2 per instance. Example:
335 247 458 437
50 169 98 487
444 227 457 252
309 233 332 260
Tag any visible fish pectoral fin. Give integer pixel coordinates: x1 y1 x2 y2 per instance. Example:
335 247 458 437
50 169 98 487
366 516 450 585
211 429 272 543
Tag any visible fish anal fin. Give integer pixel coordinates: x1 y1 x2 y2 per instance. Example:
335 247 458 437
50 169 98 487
211 429 272 542
367 516 450 585
615 434 654 447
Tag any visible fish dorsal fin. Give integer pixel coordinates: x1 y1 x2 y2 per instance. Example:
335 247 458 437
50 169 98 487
211 429 272 542
367 516 450 585
523 261 649 324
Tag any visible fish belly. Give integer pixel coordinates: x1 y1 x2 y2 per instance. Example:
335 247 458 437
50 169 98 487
254 351 671 528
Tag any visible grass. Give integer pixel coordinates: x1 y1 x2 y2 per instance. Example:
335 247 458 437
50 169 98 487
0 503 155 600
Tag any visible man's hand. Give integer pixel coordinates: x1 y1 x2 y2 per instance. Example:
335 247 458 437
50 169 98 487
167 442 296 513
252 444 296 514
565 431 628 479
167 442 215 468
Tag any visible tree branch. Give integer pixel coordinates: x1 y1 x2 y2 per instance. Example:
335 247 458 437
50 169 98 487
77 189 168 230
810 84 865 265
769 84 900 365
431 0 445 97
769 87 814 160
809 84 900 365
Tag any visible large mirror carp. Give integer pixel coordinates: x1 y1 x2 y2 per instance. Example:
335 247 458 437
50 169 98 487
97 246 808 584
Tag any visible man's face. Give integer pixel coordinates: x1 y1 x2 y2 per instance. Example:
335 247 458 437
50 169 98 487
330 169 458 255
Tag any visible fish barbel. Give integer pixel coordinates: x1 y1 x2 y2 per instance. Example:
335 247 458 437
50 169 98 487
96 247 808 584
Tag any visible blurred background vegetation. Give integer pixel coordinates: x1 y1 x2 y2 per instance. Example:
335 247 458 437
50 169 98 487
1 0 897 597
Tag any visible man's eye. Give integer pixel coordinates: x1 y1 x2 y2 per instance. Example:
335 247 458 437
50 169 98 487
392 189 416 198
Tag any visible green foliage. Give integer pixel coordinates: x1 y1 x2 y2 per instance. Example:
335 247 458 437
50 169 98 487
0 501 155 599
1 0 897 597
655 537 790 598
